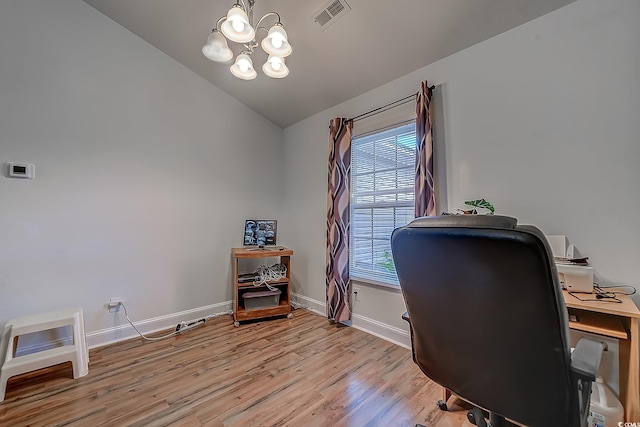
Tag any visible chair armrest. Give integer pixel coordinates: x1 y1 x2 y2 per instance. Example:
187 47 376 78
401 311 417 364
571 338 606 382
571 338 607 426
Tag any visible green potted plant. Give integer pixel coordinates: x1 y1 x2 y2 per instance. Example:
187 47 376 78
380 250 395 273
460 198 495 215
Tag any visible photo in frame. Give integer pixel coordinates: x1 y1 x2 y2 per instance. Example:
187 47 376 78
243 220 277 246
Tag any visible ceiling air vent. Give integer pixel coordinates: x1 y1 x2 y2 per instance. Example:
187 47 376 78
313 0 351 31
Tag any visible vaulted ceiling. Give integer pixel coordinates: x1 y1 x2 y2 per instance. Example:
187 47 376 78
83 0 576 128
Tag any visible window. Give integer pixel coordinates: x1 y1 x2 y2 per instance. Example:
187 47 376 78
350 121 416 287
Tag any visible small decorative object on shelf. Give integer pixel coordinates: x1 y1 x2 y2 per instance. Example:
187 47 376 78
442 198 495 215
231 246 293 326
461 198 495 215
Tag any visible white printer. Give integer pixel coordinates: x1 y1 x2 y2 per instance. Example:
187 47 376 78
546 235 594 293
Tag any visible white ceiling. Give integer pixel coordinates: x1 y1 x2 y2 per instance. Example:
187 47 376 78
83 0 576 128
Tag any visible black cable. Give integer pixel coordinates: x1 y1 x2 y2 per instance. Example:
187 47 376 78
568 283 636 303
568 291 622 303
593 283 636 296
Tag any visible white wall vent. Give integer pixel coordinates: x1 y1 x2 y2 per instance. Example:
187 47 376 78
312 0 351 31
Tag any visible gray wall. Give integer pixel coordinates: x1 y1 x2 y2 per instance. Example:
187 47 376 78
282 0 640 330
0 0 283 338
1 0 638 367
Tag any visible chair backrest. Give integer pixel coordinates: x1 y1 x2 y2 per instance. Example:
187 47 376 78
391 215 577 427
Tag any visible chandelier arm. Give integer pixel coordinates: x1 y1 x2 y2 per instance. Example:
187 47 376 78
255 12 282 29
243 40 258 52
213 16 226 31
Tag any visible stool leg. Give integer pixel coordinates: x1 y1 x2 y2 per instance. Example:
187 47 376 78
0 323 13 402
0 324 12 367
0 370 7 402
72 311 88 378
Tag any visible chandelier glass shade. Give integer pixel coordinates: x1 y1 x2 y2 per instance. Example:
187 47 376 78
261 23 292 57
220 5 255 43
202 31 233 62
203 0 292 80
230 53 257 80
262 55 289 78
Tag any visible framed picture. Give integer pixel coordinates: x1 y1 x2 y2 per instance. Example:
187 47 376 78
243 220 277 246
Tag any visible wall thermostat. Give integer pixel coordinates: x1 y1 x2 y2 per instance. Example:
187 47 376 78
7 162 35 179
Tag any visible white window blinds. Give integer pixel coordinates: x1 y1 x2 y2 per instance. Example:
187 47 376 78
350 121 416 286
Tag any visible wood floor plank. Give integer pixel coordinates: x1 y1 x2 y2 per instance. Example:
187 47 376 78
0 309 473 427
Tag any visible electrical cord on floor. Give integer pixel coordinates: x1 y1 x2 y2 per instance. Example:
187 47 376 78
204 310 234 321
120 303 233 342
290 300 311 311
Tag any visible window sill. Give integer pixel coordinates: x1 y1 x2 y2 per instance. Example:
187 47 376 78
351 276 402 291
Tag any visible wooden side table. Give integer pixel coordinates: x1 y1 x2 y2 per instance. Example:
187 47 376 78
231 247 293 327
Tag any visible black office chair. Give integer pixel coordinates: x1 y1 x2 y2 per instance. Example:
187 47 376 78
391 215 605 427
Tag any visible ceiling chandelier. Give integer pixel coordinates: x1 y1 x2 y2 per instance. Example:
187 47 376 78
202 0 292 80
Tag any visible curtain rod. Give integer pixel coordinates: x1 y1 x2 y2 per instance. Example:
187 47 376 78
351 85 435 123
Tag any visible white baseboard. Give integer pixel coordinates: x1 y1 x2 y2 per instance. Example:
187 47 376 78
291 292 410 349
13 302 234 356
16 296 409 356
351 314 410 349
291 292 325 316
86 301 233 349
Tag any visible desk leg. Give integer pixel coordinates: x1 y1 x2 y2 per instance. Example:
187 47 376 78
442 387 452 403
620 319 639 421
233 258 239 323
439 387 452 410
629 320 639 420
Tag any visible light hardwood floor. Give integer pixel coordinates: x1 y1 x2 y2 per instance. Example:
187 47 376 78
0 309 473 427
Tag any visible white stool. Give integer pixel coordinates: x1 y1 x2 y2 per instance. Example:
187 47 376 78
0 308 89 402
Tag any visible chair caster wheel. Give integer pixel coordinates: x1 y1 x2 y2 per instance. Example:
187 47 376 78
437 400 448 411
287 313 293 319
467 410 476 424
233 321 240 327
467 408 486 426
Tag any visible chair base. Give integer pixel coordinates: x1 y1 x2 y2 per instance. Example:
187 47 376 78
467 407 507 427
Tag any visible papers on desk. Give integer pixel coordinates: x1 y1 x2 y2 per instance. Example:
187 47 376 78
554 256 590 266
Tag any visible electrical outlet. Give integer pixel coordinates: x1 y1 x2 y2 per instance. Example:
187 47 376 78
353 287 361 302
108 297 123 313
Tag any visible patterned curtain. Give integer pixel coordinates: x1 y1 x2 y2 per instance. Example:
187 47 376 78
326 118 353 323
415 81 436 217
